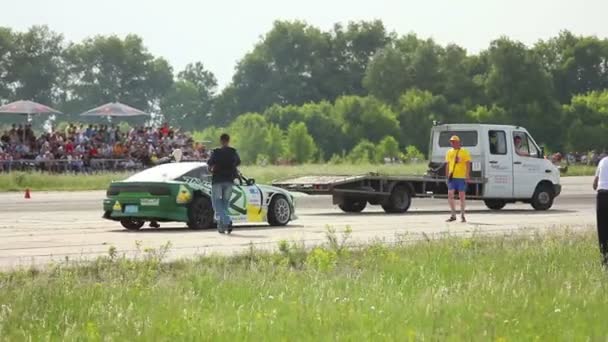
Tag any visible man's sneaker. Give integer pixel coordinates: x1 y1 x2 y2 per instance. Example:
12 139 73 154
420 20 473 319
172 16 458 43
149 221 160 228
226 223 233 234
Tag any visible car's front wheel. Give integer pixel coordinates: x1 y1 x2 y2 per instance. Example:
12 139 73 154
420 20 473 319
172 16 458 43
268 195 291 226
120 219 144 231
187 196 215 229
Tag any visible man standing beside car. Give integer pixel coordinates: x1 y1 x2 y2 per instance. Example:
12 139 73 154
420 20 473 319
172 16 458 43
207 134 241 234
445 135 472 223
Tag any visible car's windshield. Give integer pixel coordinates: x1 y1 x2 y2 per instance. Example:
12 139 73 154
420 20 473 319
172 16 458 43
124 162 206 182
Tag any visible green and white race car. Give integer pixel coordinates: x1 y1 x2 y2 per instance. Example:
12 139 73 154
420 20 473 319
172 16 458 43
103 161 297 230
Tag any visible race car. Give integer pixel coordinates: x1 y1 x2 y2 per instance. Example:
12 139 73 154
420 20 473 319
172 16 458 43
102 161 297 230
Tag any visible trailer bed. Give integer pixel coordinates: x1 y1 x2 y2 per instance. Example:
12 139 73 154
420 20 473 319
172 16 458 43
272 173 484 196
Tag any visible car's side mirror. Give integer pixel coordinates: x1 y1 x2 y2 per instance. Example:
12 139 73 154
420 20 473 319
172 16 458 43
540 147 545 159
246 178 256 186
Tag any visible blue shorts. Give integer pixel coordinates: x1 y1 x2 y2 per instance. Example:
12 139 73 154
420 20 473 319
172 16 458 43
448 178 467 192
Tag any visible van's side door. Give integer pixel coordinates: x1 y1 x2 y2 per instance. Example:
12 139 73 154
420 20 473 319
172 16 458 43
484 129 514 198
512 131 544 198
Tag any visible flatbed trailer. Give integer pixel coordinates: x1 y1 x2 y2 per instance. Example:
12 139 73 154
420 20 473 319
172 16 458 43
272 173 485 213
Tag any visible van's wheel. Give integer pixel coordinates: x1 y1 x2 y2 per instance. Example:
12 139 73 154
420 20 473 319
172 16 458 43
339 199 367 213
531 184 554 211
120 219 144 231
484 199 506 210
187 196 215 229
268 195 291 226
382 185 411 213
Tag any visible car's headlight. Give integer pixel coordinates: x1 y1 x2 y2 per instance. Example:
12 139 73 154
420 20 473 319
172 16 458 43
176 185 192 204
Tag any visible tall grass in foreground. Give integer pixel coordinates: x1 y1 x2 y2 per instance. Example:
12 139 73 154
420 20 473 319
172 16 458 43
0 229 606 340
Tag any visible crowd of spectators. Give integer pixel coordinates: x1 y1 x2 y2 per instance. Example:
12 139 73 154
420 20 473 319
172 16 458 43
0 122 209 173
551 151 608 166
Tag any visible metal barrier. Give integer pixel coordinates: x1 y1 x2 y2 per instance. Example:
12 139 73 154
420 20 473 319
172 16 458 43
0 157 206 173
0 159 146 173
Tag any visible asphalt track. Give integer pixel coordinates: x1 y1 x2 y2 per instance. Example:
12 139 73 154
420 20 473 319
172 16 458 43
0 176 596 269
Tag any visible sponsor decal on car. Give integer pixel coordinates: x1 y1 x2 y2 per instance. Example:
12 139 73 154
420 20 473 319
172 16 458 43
140 198 160 206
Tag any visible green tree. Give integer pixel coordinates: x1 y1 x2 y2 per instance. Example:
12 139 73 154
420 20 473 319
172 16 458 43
327 20 392 97
482 37 562 149
396 89 449 153
563 91 608 151
219 21 331 116
333 95 400 151
403 145 425 163
228 113 269 164
64 34 173 117
376 136 400 162
265 124 285 164
0 27 15 102
466 104 509 123
161 62 217 128
363 35 444 104
535 31 608 103
6 26 65 104
348 140 377 164
285 122 317 163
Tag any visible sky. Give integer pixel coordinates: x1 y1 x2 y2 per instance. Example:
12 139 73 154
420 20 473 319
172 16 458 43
2 0 607 88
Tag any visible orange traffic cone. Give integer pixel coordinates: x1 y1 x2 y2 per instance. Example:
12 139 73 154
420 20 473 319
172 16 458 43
24 188 31 199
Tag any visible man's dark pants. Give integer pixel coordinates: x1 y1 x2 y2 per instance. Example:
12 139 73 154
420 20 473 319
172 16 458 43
597 190 608 264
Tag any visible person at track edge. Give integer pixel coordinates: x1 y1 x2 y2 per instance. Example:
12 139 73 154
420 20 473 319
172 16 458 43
445 135 472 223
207 133 241 234
593 154 608 266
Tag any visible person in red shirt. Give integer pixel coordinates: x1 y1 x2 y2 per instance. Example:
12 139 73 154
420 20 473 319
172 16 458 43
159 122 170 137
65 140 75 155
88 144 99 158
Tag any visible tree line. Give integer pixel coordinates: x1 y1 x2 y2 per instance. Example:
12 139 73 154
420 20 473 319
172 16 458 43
1 21 608 163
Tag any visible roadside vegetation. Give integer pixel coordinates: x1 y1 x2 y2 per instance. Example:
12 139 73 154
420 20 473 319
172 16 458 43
0 228 606 340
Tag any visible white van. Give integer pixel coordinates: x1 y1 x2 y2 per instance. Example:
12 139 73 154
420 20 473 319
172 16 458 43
274 123 562 213
428 124 561 210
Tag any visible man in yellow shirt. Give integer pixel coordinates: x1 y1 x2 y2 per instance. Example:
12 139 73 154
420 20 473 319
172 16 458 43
445 135 472 222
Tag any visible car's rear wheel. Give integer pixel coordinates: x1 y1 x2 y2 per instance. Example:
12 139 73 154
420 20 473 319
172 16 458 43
268 195 291 226
339 199 367 213
187 196 215 229
120 219 144 231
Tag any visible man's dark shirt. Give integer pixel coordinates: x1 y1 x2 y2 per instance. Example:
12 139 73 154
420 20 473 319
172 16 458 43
207 146 241 184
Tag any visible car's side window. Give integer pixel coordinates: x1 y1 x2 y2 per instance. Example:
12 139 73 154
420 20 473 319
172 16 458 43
178 167 210 182
489 130 507 155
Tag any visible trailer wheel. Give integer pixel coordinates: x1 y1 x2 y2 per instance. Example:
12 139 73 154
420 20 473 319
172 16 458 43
531 183 554 211
484 199 506 210
338 199 367 213
382 185 411 213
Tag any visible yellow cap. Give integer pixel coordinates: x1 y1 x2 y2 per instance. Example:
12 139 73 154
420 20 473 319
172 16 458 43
449 135 460 142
